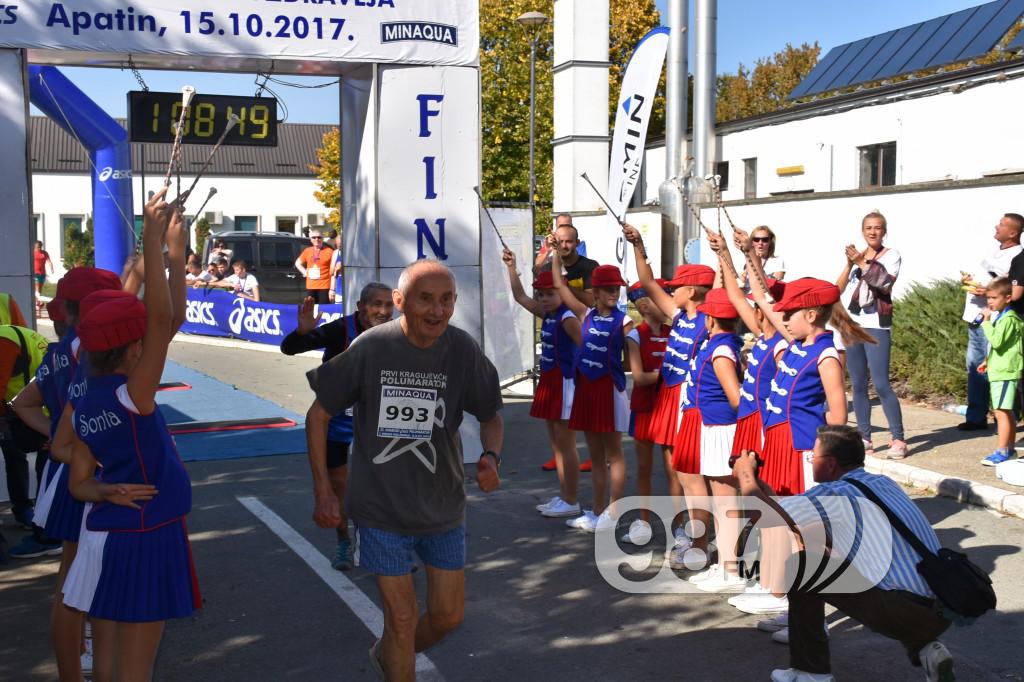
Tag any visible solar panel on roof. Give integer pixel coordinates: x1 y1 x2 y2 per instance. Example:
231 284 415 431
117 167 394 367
788 0 1024 99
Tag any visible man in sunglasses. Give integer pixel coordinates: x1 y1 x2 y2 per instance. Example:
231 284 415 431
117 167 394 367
295 229 336 304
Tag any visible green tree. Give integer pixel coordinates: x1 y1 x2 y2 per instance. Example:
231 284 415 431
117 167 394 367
481 0 663 232
62 217 94 268
193 217 211 257
309 127 341 231
716 42 820 122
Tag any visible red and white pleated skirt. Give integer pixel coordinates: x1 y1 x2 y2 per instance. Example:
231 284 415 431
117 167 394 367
760 423 815 496
530 368 574 422
699 422 737 477
647 382 684 447
670 407 703 473
731 411 765 456
568 373 629 433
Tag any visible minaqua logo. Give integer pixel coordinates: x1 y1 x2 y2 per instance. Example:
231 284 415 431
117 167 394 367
380 21 457 47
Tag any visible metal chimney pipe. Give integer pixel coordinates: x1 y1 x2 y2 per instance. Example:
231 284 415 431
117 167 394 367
693 0 717 181
658 0 689 270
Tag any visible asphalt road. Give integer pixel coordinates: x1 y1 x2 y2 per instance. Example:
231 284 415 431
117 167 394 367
2 338 1022 681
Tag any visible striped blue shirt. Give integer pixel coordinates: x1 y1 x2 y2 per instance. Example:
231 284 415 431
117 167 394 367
780 468 940 598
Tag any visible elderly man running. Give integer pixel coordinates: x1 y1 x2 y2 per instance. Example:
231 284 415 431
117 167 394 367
305 260 504 681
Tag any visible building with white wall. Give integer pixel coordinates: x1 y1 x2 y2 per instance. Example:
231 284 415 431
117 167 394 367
30 116 333 275
621 58 1024 297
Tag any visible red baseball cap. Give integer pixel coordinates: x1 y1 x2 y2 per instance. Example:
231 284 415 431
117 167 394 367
591 265 627 288
773 277 840 312
697 288 739 319
533 271 556 290
667 264 715 288
46 299 66 323
77 291 147 352
746 277 787 303
55 267 122 302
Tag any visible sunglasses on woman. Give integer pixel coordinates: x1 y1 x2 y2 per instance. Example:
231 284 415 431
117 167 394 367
751 236 771 243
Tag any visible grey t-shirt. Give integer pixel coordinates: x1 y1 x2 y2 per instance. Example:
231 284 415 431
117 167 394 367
306 319 502 535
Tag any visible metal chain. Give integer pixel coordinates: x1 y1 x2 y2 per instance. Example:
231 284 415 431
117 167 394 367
127 56 148 91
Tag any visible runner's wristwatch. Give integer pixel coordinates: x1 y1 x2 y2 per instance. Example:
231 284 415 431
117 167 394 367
480 450 501 466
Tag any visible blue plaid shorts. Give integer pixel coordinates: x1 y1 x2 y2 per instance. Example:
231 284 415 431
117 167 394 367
353 524 465 576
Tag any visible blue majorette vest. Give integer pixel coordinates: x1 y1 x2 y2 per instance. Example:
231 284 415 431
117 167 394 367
738 330 786 423
539 304 577 380
574 307 627 390
660 310 708 387
764 331 839 450
74 374 192 532
694 332 744 426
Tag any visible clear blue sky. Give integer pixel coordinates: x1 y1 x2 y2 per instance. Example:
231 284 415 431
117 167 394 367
44 1 987 125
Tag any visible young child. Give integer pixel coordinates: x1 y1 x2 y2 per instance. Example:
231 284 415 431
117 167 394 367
979 277 1023 466
759 278 869 495
623 280 679 544
553 249 632 532
62 188 199 681
502 248 583 517
623 224 713 566
686 288 747 592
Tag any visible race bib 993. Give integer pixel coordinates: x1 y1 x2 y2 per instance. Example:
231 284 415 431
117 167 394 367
377 386 437 439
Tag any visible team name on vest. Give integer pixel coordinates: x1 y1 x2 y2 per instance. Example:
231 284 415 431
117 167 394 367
67 380 87 400
78 409 122 436
381 21 457 46
54 353 70 370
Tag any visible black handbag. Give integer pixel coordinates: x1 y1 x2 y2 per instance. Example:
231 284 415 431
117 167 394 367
847 478 996 623
0 327 47 453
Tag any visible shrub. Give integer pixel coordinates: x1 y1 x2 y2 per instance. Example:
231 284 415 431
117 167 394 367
62 217 94 268
890 278 967 403
194 217 211 257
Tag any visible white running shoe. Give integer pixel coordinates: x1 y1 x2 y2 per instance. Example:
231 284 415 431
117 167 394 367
541 499 581 518
595 510 617 531
694 566 747 593
620 519 653 545
920 641 954 682
731 592 788 615
772 627 790 644
536 496 561 513
756 612 789 633
566 510 598 532
728 583 770 606
687 563 720 584
770 668 835 682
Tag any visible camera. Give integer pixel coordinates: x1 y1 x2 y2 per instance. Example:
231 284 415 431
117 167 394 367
728 450 765 470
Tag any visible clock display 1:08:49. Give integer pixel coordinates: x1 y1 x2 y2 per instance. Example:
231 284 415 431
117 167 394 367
154 102 272 140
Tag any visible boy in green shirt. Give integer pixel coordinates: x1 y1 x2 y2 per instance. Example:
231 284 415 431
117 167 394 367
979 277 1024 465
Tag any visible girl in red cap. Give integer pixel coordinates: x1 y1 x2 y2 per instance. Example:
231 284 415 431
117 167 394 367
59 189 198 681
623 225 714 567
623 280 675 544
552 247 632 533
502 248 583 519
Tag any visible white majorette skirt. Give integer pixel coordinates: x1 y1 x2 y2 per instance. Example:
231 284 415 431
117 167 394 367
31 459 60 528
64 504 202 622
699 423 738 477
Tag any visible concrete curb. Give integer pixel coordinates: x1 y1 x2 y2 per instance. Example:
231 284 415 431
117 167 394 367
865 455 1024 519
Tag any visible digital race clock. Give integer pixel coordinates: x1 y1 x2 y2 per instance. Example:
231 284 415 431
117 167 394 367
127 91 278 147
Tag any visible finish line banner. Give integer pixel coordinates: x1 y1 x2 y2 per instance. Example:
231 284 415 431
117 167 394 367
182 288 344 346
0 1 479 67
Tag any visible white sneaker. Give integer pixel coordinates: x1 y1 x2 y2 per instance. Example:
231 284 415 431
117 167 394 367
673 526 689 544
687 563 720 584
920 641 954 682
621 519 653 545
542 499 581 518
772 627 790 644
770 668 835 682
566 510 598 532
757 612 789 633
694 566 748 593
595 510 617 531
536 496 561 513
732 593 788 614
82 621 93 673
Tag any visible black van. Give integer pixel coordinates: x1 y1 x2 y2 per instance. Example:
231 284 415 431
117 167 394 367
202 231 312 304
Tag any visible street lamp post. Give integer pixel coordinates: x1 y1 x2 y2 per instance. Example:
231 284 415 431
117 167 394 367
517 11 548 231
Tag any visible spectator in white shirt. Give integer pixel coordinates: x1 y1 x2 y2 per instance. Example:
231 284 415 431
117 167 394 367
223 259 260 302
